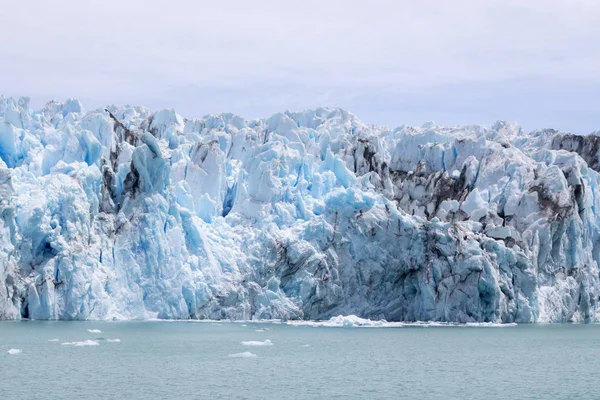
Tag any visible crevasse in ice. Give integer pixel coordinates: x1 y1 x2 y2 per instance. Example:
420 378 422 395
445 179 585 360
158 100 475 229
1 96 599 322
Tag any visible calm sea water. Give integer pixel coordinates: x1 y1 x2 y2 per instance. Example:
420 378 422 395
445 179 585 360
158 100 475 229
1 321 599 399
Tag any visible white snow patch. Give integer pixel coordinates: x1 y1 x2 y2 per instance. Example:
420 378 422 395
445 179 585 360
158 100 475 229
241 339 273 346
228 351 257 358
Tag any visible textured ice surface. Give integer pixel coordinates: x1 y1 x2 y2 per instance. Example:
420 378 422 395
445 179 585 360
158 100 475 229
1 96 600 323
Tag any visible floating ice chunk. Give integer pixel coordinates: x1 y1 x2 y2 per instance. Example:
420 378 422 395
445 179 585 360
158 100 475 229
288 316 518 328
302 344 310 347
48 339 60 342
288 315 394 328
87 329 102 333
241 324 247 327
228 352 257 358
241 339 273 346
462 322 518 327
7 349 22 355
61 340 100 346
106 339 121 343
255 329 265 332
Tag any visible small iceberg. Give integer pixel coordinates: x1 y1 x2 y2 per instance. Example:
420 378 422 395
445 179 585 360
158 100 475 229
228 352 257 358
302 344 310 347
106 339 121 343
87 329 102 333
61 340 100 347
241 339 273 346
48 339 60 342
7 349 22 355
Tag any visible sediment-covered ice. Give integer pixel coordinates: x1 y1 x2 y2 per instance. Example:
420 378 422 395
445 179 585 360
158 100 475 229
228 351 257 358
1 96 600 323
241 339 273 346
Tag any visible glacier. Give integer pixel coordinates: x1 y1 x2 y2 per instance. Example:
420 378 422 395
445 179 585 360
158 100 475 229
1 95 599 323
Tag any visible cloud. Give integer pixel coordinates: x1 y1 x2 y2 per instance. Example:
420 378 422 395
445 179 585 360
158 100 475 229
1 0 599 131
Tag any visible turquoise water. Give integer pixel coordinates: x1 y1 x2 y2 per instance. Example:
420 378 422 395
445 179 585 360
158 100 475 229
1 321 599 399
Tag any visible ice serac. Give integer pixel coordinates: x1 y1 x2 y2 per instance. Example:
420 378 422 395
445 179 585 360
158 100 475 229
1 98 599 323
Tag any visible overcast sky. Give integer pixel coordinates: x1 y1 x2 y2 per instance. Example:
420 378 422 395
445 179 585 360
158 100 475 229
2 0 600 132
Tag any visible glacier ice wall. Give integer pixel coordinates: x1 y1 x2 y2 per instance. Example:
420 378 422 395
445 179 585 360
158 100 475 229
1 96 599 323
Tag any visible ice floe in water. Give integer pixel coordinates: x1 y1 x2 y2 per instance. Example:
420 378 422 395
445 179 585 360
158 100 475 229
106 339 121 343
287 315 518 328
7 349 22 355
241 339 273 346
61 340 100 346
287 315 399 327
302 344 310 347
48 339 60 342
87 329 102 333
228 352 257 358
462 322 518 327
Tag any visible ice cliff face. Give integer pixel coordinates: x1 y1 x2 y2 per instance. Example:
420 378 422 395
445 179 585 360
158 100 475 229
1 96 599 323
